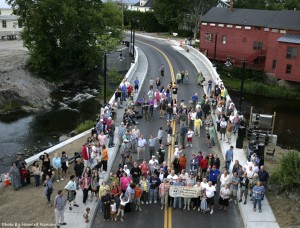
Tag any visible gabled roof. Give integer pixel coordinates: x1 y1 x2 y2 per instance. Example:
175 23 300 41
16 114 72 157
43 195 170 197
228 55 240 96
277 34 300 45
133 0 153 8
202 7 300 31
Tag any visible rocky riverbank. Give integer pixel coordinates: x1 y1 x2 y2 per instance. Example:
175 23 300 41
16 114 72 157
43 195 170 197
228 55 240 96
0 40 53 116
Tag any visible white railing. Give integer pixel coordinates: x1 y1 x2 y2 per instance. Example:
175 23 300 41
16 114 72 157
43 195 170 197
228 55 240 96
189 47 219 83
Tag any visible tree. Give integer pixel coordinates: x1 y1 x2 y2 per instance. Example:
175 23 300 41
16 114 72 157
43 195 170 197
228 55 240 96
234 0 300 10
184 0 218 39
123 10 167 32
7 0 122 80
234 0 268 9
153 0 186 33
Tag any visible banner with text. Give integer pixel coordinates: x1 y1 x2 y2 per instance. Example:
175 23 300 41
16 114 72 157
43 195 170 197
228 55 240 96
169 186 201 198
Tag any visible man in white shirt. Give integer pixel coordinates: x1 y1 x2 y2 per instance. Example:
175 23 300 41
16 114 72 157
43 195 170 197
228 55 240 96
173 145 183 160
186 129 195 147
137 135 147 160
124 165 130 176
219 118 227 141
167 170 178 182
149 156 158 175
205 181 216 214
200 178 209 190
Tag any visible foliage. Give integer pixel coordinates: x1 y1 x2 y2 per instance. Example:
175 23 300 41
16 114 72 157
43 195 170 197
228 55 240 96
7 0 122 80
0 102 21 113
74 120 95 134
97 69 124 100
182 0 217 39
217 63 300 99
234 0 300 10
153 0 185 33
270 151 300 191
124 10 167 32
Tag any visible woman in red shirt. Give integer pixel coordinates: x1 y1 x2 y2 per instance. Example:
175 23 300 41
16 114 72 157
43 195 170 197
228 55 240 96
200 156 209 178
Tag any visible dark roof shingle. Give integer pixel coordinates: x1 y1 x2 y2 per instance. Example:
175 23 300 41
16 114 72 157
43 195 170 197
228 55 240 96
202 7 300 31
133 0 153 8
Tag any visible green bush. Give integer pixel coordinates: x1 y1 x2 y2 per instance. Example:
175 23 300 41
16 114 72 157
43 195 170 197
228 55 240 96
271 151 300 191
124 10 168 33
75 120 95 134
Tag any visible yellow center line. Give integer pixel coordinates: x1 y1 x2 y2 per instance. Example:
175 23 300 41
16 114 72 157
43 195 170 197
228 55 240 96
136 40 175 228
168 206 172 228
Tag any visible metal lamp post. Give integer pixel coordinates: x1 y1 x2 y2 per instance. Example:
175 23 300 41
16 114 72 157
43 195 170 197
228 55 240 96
213 33 218 67
103 51 125 104
225 57 246 114
130 19 139 61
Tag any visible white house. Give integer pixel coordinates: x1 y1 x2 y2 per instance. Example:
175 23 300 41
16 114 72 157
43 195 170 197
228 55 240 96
128 0 153 12
0 6 22 39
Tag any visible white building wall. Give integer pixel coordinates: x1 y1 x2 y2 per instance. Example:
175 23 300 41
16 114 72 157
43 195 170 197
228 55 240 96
0 8 13 15
0 8 22 36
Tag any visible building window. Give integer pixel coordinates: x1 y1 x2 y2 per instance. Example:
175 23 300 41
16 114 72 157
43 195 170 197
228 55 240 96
286 47 297 59
253 41 262 50
286 64 292 74
272 60 277 69
222 35 227 44
204 32 213 42
2 20 7 28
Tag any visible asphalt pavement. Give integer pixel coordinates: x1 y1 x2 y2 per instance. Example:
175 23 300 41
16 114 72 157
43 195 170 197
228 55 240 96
92 35 243 228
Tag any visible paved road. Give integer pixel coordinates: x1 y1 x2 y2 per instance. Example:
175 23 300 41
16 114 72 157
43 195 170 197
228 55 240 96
92 35 243 228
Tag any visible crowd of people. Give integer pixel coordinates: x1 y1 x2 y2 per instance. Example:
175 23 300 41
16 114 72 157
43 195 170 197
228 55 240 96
5 69 271 227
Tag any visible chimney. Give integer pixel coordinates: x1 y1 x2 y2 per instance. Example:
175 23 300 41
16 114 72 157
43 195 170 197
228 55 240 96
230 0 233 13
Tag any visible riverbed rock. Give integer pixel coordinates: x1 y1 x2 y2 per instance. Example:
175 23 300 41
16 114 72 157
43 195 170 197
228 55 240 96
59 135 71 142
0 40 53 115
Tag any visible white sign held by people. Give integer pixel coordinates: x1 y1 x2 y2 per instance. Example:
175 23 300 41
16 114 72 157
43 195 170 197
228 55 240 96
169 186 200 198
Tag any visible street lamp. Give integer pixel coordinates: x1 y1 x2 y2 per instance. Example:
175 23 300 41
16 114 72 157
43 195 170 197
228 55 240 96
103 50 125 104
225 56 246 114
130 19 139 60
213 33 218 67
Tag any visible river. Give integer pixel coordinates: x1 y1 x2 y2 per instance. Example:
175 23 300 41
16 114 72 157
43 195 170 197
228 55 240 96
229 90 300 151
0 49 132 174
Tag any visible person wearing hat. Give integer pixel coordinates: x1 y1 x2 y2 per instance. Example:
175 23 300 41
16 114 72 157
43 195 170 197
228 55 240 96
208 165 220 186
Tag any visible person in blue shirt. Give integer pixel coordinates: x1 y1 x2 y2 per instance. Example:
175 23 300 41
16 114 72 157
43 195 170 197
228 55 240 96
149 172 161 203
208 165 220 185
134 77 139 93
252 181 265 213
121 84 127 101
190 154 199 174
52 153 62 182
225 146 234 173
191 93 199 109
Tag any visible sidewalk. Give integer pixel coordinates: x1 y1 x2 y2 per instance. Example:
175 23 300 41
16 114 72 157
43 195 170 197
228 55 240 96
63 46 148 228
172 43 279 228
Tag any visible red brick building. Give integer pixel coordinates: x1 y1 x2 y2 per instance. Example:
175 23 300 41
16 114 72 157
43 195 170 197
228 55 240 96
199 6 300 82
